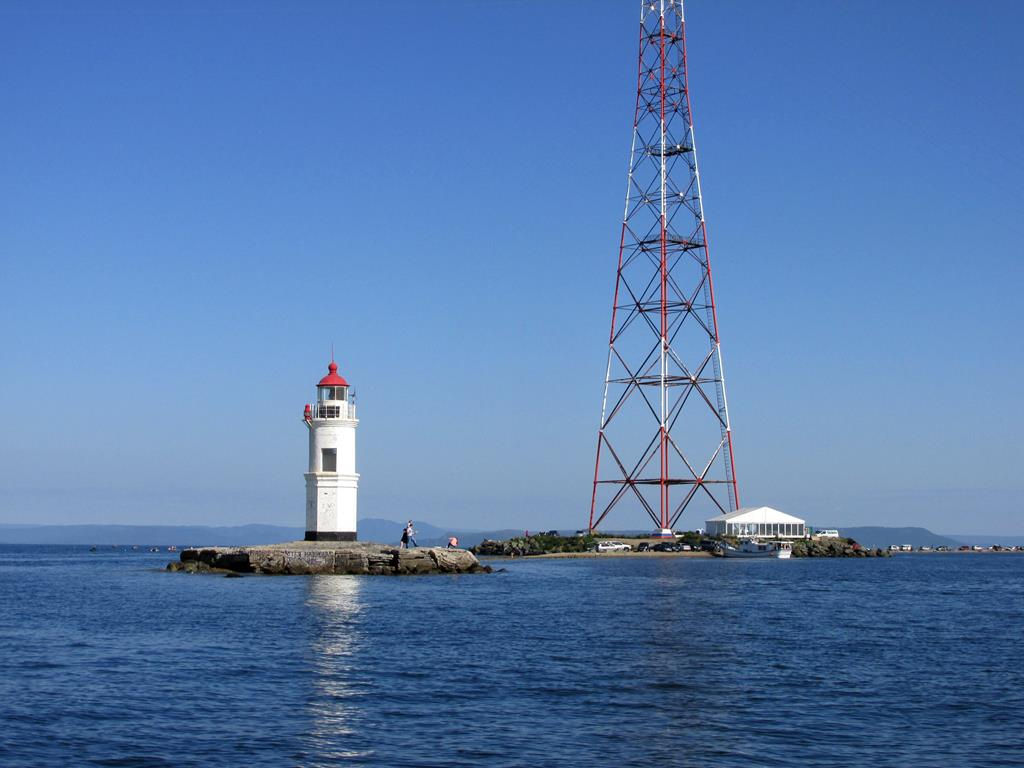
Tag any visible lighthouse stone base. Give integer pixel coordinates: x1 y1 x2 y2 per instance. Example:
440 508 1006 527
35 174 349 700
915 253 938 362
304 531 357 542
168 541 488 576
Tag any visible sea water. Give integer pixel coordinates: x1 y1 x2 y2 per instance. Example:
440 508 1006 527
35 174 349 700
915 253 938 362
0 545 1021 767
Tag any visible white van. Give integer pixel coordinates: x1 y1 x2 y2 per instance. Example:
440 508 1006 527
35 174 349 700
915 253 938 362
816 529 840 538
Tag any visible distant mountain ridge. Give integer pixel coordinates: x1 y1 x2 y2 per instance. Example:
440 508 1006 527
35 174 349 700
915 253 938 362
357 518 524 548
2 522 1014 549
947 534 1024 547
0 519 526 547
0 524 304 546
832 527 962 549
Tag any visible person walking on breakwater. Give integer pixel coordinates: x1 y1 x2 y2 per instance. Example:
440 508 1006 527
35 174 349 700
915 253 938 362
400 525 410 549
447 536 459 549
405 520 419 548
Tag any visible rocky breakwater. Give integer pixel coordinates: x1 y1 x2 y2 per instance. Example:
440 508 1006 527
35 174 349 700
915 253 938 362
167 541 490 575
791 538 890 558
473 532 598 557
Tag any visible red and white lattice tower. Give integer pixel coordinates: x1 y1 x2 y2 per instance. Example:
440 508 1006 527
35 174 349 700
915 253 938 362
589 0 740 536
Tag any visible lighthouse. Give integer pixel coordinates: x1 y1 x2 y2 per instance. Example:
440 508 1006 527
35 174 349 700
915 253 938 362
303 360 359 541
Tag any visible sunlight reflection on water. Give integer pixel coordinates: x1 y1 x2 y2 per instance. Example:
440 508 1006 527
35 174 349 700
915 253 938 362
303 576 369 762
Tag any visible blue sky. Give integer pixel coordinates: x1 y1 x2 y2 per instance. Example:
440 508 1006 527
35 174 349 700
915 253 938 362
1 1 1021 534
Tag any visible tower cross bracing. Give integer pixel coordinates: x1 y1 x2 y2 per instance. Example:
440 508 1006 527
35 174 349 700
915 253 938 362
589 0 740 534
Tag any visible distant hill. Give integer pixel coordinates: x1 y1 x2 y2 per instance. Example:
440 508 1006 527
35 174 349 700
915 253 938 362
358 517 449 544
833 526 962 549
6 521 998 550
358 518 524 548
949 534 1024 547
0 524 303 546
0 520 527 548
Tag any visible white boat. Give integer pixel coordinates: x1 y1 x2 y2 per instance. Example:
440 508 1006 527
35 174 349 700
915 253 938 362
720 538 791 559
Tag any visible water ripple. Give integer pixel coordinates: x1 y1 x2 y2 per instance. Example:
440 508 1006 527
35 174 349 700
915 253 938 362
0 547 1022 766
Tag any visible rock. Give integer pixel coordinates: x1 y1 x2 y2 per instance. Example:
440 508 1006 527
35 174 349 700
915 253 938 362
396 551 435 575
429 547 479 573
333 551 369 575
790 537 888 558
471 533 601 557
252 551 286 573
169 541 487 576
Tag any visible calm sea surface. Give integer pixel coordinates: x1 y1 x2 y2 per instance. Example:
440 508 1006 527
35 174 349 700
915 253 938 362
0 545 1022 767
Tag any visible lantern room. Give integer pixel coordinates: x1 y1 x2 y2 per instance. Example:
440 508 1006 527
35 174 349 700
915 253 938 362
318 361 349 402
306 361 355 421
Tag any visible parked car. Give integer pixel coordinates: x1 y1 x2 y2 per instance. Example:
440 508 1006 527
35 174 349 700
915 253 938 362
680 544 692 551
652 542 680 552
596 541 632 552
699 540 719 552
636 542 651 552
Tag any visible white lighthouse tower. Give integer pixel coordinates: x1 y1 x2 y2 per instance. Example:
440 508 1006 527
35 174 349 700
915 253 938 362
303 360 359 541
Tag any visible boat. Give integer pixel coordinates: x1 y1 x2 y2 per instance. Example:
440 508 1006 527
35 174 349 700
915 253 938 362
719 538 791 559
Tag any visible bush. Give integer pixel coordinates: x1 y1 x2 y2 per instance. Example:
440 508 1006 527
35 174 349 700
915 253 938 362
472 533 599 556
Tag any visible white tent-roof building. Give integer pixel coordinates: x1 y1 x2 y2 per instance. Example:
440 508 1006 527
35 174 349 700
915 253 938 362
705 506 806 539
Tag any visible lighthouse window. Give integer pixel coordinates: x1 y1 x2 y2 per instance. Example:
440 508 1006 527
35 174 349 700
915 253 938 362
321 448 337 473
318 387 347 402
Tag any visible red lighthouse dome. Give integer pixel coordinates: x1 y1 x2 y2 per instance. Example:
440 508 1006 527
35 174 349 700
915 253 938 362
317 361 349 387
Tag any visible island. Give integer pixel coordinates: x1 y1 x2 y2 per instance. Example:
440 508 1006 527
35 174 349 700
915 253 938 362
167 541 489 575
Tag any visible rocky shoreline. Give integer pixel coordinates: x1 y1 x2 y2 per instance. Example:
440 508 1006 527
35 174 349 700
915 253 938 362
473 533 598 557
166 541 489 576
471 532 890 558
790 538 890 558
